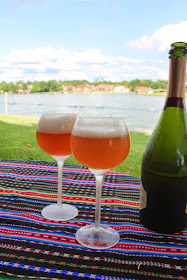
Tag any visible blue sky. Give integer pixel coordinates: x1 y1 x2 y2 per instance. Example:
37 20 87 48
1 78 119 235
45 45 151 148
0 0 187 82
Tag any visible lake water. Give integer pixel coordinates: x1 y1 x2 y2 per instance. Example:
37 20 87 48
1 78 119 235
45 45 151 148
0 92 177 131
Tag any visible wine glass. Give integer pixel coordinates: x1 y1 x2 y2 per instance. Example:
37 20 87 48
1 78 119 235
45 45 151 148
71 116 130 249
36 112 78 221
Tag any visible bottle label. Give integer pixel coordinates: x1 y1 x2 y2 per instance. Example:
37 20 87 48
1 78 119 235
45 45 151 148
140 183 147 210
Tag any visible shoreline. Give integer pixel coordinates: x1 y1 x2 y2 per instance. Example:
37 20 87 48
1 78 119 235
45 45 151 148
129 127 153 134
0 113 153 134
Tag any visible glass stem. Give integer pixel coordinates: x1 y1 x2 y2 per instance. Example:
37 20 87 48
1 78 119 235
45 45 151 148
56 159 65 208
94 175 104 229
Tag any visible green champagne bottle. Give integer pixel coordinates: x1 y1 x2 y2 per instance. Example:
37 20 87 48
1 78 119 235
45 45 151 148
140 42 187 234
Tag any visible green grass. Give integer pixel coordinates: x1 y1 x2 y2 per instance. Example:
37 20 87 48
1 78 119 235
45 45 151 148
0 115 151 178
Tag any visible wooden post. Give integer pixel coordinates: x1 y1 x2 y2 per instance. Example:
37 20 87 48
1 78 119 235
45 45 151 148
4 92 8 116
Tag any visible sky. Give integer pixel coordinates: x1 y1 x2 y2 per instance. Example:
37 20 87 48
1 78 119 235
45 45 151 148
0 0 187 83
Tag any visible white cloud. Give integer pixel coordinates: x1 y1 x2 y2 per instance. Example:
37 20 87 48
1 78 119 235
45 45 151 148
127 21 187 52
0 47 167 82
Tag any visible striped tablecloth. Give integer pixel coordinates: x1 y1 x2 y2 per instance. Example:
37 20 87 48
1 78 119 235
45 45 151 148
0 160 186 280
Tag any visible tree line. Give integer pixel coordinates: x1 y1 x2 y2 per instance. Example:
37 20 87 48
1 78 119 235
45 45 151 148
0 79 169 93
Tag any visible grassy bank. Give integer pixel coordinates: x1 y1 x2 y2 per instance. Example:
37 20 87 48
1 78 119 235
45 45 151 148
0 115 151 178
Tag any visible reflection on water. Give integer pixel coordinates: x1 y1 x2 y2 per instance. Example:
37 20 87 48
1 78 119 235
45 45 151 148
0 92 171 130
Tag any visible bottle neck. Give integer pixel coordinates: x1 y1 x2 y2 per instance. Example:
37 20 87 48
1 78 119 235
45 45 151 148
164 56 186 110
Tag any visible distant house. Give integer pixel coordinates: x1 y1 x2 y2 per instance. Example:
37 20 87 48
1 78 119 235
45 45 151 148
24 85 33 94
135 86 154 94
114 84 130 93
62 85 76 93
75 84 94 92
94 84 114 92
17 84 24 94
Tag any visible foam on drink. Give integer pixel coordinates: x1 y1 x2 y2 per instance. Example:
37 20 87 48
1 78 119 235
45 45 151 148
72 117 129 138
37 113 77 134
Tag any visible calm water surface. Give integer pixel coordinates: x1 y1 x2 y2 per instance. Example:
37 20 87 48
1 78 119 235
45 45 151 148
0 92 172 131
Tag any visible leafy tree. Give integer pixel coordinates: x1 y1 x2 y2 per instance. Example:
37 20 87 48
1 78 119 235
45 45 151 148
0 81 9 92
155 80 168 89
8 82 19 92
129 79 142 90
38 81 49 92
48 80 58 92
31 82 40 93
22 83 27 90
57 80 64 91
140 79 154 88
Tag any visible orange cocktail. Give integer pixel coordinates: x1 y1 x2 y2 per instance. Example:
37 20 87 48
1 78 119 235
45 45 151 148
36 112 78 222
36 132 71 155
36 113 77 156
71 134 130 169
71 116 130 249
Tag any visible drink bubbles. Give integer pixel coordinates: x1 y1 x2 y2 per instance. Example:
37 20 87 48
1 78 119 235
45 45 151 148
37 113 77 134
72 117 129 138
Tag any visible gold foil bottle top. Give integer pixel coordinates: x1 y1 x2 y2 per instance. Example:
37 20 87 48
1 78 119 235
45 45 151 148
167 42 187 99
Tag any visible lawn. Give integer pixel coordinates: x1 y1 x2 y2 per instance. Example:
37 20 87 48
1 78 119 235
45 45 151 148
0 115 151 178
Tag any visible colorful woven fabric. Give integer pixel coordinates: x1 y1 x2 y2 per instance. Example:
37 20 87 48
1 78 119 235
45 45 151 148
0 160 186 280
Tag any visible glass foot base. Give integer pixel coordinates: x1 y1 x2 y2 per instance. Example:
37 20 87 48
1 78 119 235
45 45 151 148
41 203 78 221
76 225 119 249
